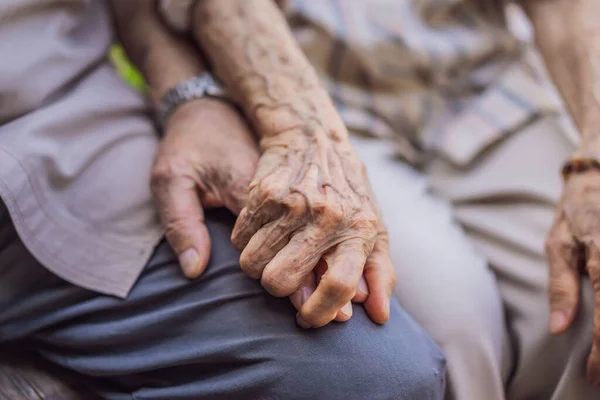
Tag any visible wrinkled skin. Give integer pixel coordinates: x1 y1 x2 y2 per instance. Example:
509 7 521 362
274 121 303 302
151 99 260 277
547 170 600 385
150 99 372 321
231 128 396 328
191 0 396 328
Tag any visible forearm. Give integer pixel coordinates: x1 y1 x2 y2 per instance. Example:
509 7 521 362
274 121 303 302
192 0 346 141
109 0 206 104
522 0 600 151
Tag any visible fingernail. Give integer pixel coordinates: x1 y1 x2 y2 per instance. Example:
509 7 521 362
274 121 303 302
385 300 390 316
179 248 199 277
340 302 353 318
296 313 312 329
358 278 369 297
550 311 567 334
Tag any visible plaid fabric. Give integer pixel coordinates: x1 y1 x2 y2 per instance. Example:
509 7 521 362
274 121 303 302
160 0 565 166
283 0 562 166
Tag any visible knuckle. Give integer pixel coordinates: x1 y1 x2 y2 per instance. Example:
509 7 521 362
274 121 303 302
261 272 293 297
548 278 575 304
545 234 577 262
163 215 199 235
150 159 180 191
239 252 262 280
323 277 355 299
350 213 378 234
258 179 283 201
313 201 344 225
230 230 245 251
282 192 309 217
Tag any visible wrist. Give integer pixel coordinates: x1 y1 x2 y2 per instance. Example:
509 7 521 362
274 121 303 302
246 92 348 143
145 40 207 104
165 98 233 130
259 123 351 154
112 1 206 104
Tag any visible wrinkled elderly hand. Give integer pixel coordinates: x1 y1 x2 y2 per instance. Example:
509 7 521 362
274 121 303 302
151 98 367 321
151 99 259 277
546 170 600 385
231 128 396 328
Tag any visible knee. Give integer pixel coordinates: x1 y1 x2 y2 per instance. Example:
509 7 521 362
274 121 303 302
288 336 445 400
280 310 446 399
354 340 446 400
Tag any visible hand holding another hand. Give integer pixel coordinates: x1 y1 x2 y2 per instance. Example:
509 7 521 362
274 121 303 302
150 99 384 328
232 127 396 328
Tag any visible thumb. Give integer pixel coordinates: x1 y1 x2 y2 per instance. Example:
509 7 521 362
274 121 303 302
152 172 211 279
545 219 581 335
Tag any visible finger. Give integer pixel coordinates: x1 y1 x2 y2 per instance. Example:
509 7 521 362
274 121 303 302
363 234 396 324
314 259 354 322
239 216 300 279
231 194 289 250
546 219 581 334
260 228 325 297
335 302 353 322
152 174 211 278
289 272 317 313
353 277 369 303
587 246 600 386
231 166 294 250
299 239 368 328
231 206 272 250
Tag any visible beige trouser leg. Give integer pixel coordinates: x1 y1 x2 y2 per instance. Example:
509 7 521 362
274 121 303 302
351 114 600 400
427 115 599 400
352 135 510 400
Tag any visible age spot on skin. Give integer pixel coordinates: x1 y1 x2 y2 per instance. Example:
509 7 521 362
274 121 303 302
329 129 343 143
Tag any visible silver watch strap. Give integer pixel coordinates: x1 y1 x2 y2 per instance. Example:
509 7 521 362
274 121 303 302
156 73 227 127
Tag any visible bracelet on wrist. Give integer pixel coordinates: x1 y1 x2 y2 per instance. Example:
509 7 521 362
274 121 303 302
562 153 600 181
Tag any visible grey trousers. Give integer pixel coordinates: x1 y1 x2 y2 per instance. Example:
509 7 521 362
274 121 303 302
0 207 445 399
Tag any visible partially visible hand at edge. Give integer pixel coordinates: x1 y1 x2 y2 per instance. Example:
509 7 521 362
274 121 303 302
546 170 600 386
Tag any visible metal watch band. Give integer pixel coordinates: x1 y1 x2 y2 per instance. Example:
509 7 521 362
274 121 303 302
156 73 227 127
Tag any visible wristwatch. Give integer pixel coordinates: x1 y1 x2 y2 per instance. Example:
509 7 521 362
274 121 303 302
156 72 228 127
